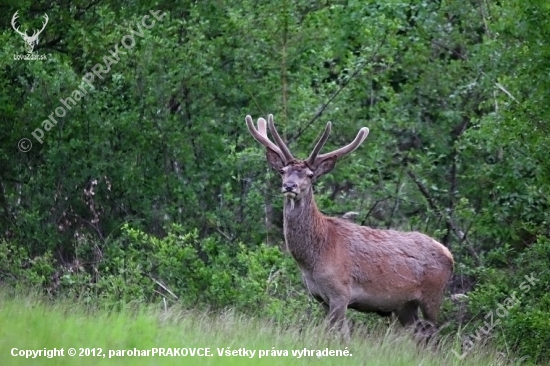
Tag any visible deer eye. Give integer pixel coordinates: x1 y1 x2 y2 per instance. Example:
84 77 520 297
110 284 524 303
279 169 285 174
307 172 314 179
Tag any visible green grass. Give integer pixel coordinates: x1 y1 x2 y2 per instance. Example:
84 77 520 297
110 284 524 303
0 291 523 366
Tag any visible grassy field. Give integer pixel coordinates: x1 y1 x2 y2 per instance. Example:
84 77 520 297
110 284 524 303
0 291 522 366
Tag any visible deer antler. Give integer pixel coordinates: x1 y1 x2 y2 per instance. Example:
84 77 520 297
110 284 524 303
266 114 295 163
308 126 369 168
247 114 367 167
305 121 332 167
246 115 292 164
36 14 48 36
11 11 28 38
28 14 48 42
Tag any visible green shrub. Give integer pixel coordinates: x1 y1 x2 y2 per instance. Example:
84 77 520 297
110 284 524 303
1 223 321 322
0 240 56 288
467 237 550 363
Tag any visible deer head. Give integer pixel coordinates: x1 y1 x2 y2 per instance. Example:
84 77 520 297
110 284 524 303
245 114 369 201
11 11 49 54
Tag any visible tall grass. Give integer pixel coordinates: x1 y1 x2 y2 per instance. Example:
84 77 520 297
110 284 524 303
0 290 522 365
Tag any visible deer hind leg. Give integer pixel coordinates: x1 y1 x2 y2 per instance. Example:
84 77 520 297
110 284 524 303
414 297 443 344
396 300 419 326
419 293 444 324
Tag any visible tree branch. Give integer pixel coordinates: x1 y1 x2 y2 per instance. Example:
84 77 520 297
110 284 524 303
407 170 481 265
289 34 387 143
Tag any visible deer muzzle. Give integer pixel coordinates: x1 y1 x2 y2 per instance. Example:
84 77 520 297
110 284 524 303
282 181 298 198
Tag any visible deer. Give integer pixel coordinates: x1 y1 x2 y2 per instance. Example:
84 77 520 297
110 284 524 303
245 114 454 338
11 11 49 54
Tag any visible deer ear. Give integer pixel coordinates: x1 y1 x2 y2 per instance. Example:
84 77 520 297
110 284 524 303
313 156 337 178
265 147 285 171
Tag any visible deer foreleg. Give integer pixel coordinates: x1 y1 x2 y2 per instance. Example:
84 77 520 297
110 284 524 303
326 297 350 341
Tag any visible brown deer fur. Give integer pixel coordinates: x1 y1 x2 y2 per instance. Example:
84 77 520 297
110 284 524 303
246 114 454 336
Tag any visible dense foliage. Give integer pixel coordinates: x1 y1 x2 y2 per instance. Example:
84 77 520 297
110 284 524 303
1 0 549 363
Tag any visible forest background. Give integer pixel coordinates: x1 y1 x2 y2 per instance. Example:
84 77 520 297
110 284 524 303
1 0 549 363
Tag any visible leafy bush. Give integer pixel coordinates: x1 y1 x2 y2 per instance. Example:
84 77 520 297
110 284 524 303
466 237 550 363
2 224 319 322
0 240 56 288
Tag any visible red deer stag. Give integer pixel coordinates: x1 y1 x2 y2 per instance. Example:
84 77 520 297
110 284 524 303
246 114 454 337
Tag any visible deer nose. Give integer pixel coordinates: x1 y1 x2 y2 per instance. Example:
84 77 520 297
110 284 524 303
283 182 297 191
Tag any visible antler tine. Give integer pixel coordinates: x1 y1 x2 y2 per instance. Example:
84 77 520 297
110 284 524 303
267 114 295 162
245 115 287 163
305 121 332 167
257 116 267 136
315 127 370 164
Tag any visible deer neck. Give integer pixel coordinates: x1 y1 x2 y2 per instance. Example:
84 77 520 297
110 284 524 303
283 189 326 270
